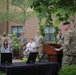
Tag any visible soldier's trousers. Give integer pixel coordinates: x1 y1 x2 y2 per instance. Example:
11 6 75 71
36 47 43 59
19 46 24 59
10 47 14 58
62 55 76 67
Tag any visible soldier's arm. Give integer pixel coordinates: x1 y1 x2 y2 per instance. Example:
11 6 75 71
22 38 27 46
61 34 64 40
60 31 73 50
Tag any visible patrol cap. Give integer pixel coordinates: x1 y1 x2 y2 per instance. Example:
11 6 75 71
63 22 70 26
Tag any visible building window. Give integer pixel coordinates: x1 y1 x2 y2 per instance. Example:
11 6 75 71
11 26 23 37
45 26 55 42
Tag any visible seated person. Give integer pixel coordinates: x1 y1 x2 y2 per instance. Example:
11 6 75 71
1 40 10 53
23 38 37 57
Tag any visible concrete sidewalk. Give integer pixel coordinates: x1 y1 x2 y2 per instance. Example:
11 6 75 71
12 59 22 63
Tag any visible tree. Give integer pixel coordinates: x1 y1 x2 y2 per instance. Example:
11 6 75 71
27 0 76 38
27 0 51 37
0 0 34 24
0 0 34 33
11 0 27 25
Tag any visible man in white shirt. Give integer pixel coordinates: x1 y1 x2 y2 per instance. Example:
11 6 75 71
23 38 36 57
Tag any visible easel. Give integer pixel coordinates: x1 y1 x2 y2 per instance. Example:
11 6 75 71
39 52 47 62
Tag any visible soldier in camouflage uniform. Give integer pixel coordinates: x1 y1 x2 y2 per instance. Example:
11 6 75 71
56 29 64 45
1 32 8 45
35 31 44 59
18 32 27 59
0 37 1 48
60 22 76 67
8 34 14 53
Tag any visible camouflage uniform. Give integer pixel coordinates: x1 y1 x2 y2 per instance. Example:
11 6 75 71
1 36 8 45
56 34 64 45
35 35 44 59
8 38 14 52
18 36 27 58
0 38 1 47
60 28 76 67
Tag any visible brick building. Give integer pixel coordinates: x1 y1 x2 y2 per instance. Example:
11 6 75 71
1 0 74 42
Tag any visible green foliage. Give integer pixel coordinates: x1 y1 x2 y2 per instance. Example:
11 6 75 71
11 0 34 25
0 35 2 38
21 57 39 62
0 72 5 75
21 58 28 62
27 0 76 42
12 34 19 51
0 0 34 25
39 24 46 43
54 19 60 28
53 20 59 43
52 38 57 44
27 0 53 26
0 12 13 23
59 65 76 75
27 0 76 27
9 12 34 24
39 24 45 36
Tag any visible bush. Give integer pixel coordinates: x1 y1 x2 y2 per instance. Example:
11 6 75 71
0 72 5 75
0 35 2 38
12 34 19 51
58 65 76 75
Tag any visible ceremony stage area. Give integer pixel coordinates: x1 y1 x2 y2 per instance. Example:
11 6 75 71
0 62 60 75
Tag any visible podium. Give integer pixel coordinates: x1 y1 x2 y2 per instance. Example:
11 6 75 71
43 44 63 65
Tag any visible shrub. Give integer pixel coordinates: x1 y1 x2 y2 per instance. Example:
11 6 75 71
0 72 5 75
58 65 76 75
12 34 19 51
0 35 2 38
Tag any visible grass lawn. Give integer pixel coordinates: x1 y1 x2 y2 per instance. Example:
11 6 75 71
12 57 39 63
21 57 39 62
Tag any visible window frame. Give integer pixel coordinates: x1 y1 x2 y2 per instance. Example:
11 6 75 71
45 26 55 42
11 26 23 37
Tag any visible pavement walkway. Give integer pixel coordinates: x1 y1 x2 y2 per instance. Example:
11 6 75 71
12 59 22 63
